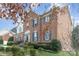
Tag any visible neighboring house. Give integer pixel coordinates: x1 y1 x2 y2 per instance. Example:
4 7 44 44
0 29 13 45
11 16 24 42
12 6 72 51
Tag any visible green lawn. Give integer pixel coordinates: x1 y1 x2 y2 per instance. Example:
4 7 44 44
25 48 73 56
0 51 12 56
0 45 77 56
35 49 70 56
0 49 77 56
0 48 71 56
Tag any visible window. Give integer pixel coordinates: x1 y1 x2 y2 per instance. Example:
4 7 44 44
32 31 38 41
32 18 38 27
45 31 50 40
42 17 45 23
49 14 52 19
19 26 22 32
44 16 50 23
24 33 29 42
45 16 48 22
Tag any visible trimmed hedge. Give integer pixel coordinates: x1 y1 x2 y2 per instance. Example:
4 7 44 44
11 45 20 56
16 48 25 56
7 37 14 46
6 47 12 52
50 39 62 52
26 39 62 53
7 41 14 46
30 48 36 56
0 39 3 44
0 47 4 51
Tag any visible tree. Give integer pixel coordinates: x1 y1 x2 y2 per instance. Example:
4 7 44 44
63 25 79 56
7 37 14 45
72 25 79 56
0 36 3 44
0 3 40 44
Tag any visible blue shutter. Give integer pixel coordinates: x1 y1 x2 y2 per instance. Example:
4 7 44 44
32 32 34 41
32 19 34 27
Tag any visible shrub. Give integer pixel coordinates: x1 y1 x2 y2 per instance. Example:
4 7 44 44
11 45 20 56
0 47 4 51
50 39 62 52
16 48 25 56
8 37 14 41
24 44 28 49
32 44 39 49
0 39 3 44
7 37 14 46
38 47 44 51
39 44 46 49
29 43 51 50
23 44 28 53
38 44 51 50
6 47 12 52
30 48 36 56
29 45 34 50
7 41 14 46
11 45 25 56
27 42 32 46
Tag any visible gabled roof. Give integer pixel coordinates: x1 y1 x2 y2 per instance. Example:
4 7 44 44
28 10 39 18
40 9 52 17
10 27 17 34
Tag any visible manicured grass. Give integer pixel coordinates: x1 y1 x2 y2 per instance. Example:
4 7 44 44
35 49 70 56
0 45 77 56
0 50 74 56
25 47 72 56
0 51 12 56
0 47 75 56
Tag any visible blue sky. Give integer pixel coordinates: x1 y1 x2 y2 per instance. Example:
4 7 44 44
69 3 79 26
0 3 79 31
0 19 15 31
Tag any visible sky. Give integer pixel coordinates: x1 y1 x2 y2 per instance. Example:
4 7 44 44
0 19 15 31
69 3 79 26
0 3 79 31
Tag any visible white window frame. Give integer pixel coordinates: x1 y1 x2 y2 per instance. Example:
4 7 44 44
33 18 38 27
45 31 50 40
33 31 38 41
45 16 50 23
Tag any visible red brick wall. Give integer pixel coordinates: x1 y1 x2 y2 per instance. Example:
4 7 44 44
23 7 73 51
2 33 10 41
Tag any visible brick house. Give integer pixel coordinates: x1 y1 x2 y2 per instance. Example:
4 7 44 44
13 6 73 51
0 30 14 45
11 16 24 43
24 6 72 51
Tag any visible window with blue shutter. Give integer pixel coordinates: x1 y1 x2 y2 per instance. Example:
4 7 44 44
45 30 50 40
32 31 38 41
32 18 38 27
